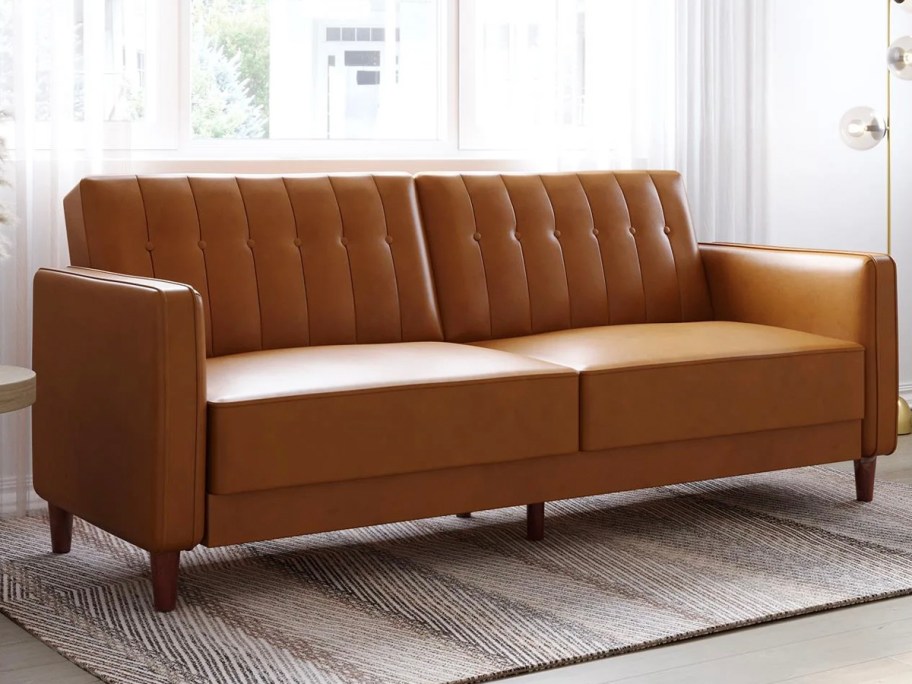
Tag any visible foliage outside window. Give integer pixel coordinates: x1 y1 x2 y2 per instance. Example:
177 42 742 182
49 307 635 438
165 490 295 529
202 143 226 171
190 0 439 141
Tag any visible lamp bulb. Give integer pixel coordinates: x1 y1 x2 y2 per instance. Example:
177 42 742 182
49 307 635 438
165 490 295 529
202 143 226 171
846 121 866 137
888 36 912 79
839 106 887 150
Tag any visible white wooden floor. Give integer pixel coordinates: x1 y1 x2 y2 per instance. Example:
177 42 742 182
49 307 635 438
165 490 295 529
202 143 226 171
4 438 912 684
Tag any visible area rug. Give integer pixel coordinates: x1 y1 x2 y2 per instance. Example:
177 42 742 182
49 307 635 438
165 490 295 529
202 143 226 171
4 467 912 684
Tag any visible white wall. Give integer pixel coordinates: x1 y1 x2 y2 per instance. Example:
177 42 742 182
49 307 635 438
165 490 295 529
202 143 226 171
766 0 887 253
765 0 912 391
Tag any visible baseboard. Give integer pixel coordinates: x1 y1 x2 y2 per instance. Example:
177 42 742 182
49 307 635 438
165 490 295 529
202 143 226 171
900 385 912 404
0 476 41 517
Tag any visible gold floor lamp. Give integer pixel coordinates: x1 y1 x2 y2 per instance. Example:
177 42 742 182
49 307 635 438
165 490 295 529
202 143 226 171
839 0 912 434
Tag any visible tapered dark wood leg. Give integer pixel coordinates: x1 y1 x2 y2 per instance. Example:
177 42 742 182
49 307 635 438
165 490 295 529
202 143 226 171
854 456 877 502
527 502 544 541
151 551 180 612
456 512 472 518
48 503 73 554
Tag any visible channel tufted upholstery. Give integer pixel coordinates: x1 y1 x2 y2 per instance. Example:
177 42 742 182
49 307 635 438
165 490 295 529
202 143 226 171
63 174 443 357
34 168 897 612
414 171 713 342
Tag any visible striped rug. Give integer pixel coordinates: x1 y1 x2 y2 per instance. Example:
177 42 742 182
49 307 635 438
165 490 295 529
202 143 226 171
3 466 912 684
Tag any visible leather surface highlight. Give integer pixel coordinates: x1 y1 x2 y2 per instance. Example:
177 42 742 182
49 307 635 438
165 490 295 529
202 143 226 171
32 267 206 551
206 342 579 493
476 321 864 451
415 171 713 342
204 421 860 546
64 175 443 357
701 244 898 457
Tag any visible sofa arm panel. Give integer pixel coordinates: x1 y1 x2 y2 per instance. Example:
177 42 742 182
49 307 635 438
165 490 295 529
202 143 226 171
33 267 206 551
700 243 897 457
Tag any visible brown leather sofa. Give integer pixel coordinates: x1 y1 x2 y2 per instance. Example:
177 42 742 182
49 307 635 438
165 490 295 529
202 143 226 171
32 171 898 612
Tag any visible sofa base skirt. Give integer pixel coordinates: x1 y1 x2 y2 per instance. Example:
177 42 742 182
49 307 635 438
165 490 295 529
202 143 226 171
202 420 861 547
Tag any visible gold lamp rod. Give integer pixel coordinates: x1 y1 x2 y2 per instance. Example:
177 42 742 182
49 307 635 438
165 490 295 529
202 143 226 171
888 0 893 256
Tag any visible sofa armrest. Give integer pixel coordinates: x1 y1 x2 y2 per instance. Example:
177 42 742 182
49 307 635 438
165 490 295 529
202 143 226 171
699 243 897 457
32 267 207 552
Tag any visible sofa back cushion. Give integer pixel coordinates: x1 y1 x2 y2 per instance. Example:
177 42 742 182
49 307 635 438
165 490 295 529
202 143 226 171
64 175 443 357
415 171 713 342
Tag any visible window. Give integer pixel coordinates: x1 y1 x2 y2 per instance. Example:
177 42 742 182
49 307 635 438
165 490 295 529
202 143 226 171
190 0 441 141
459 0 675 161
0 0 674 162
0 0 177 149
459 0 586 150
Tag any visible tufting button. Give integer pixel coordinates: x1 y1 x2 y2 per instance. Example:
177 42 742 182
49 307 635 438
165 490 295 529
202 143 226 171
145 241 154 251
664 226 672 235
247 239 256 248
293 238 302 247
473 232 482 241
629 227 637 236
514 231 522 241
197 240 207 250
340 237 349 246
592 229 600 237
385 235 394 244
554 230 561 238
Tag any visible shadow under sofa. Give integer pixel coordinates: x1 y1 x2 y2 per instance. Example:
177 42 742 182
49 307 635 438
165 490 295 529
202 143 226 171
31 170 897 611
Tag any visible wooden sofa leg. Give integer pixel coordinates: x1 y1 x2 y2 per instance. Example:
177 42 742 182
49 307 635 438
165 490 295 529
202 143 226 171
48 503 73 554
527 503 545 541
854 456 877 502
456 512 472 518
151 551 181 612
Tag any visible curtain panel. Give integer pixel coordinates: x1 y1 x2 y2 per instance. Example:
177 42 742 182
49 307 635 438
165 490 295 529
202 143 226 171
676 0 768 243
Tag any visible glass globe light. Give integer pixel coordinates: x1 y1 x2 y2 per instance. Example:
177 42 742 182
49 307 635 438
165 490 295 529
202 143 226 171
839 107 887 150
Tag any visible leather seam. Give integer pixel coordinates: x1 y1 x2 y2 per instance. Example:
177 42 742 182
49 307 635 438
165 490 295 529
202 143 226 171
370 175 404 342
157 287 169 548
578 346 862 377
207 372 577 407
77 182 92 264
328 176 360 343
191 290 204 546
866 257 880 455
235 178 265 351
186 179 215 356
648 172 684 321
539 176 573 328
700 242 885 260
575 173 611 324
498 175 533 334
585 419 865 453
49 267 187 292
461 175 495 337
134 176 155 276
614 176 649 321
281 177 311 346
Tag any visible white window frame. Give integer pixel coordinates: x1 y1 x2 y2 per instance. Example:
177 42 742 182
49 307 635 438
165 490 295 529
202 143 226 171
2 0 180 152
175 0 461 159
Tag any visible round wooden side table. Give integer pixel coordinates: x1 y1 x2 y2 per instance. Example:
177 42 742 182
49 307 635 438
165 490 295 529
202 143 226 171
0 365 36 414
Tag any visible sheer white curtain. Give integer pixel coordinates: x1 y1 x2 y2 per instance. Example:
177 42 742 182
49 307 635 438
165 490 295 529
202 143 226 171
460 0 677 168
0 0 109 517
675 0 768 242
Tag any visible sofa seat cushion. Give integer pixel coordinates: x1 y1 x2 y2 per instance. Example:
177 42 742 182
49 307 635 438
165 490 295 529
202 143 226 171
473 321 864 452
206 342 579 494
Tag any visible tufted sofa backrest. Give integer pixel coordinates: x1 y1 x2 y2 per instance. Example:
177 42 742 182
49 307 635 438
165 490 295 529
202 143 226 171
63 175 443 357
414 171 713 342
63 170 713 355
